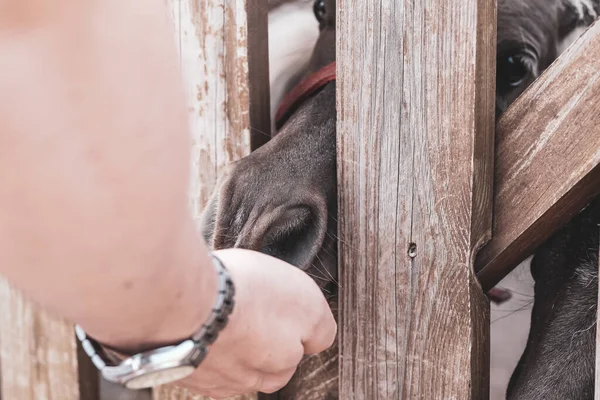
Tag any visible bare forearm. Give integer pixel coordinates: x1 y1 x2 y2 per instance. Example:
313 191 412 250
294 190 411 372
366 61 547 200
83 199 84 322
0 0 214 350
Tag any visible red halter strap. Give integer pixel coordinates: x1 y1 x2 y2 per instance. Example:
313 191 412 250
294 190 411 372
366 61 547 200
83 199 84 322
275 61 336 129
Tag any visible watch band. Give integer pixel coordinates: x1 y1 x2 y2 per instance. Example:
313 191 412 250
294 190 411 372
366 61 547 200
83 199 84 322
192 254 236 345
75 253 236 387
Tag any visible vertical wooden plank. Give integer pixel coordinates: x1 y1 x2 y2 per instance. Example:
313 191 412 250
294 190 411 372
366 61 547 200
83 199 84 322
173 0 270 216
337 0 496 398
0 281 82 400
154 0 269 399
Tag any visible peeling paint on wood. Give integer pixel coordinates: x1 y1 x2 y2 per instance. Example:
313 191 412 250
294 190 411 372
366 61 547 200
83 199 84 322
173 0 270 221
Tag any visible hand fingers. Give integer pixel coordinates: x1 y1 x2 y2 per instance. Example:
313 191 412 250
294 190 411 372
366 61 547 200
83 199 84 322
258 367 298 393
185 367 297 398
183 367 258 398
260 253 337 355
301 287 337 355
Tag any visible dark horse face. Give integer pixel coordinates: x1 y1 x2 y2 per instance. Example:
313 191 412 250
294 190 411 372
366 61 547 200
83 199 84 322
496 0 598 116
202 0 599 398
201 0 338 295
201 3 338 396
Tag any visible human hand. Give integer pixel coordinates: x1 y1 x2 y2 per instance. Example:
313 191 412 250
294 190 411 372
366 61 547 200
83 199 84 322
178 248 336 398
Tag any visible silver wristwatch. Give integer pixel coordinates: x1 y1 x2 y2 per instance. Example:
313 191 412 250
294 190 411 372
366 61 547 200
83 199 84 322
76 255 235 390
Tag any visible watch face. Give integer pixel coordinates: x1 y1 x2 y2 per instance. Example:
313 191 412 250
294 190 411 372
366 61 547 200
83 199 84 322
125 365 196 390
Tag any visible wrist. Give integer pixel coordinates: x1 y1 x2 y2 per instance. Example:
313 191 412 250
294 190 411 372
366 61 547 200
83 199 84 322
75 246 237 390
88 222 220 354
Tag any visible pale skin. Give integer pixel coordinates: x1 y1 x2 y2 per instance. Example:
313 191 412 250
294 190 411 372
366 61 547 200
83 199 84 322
0 0 336 398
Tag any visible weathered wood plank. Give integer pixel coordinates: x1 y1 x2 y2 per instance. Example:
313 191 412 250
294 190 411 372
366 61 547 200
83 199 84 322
154 0 269 399
0 281 82 400
476 20 600 291
173 0 270 216
337 0 496 398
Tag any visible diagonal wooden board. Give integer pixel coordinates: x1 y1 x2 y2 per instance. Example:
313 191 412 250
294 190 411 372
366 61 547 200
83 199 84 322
476 19 600 291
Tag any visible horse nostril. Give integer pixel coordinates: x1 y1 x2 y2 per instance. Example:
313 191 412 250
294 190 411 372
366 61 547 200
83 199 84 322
259 205 327 270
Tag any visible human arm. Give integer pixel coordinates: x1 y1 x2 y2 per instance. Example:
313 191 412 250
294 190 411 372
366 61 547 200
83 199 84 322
0 0 214 350
0 0 335 396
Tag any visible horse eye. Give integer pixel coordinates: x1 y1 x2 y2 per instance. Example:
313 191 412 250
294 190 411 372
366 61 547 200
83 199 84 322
313 0 326 22
499 55 529 88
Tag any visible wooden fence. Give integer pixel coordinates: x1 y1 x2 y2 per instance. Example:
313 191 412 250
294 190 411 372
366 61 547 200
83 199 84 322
1 0 599 399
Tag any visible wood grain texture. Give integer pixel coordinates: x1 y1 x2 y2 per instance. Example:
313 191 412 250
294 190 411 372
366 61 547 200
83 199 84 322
272 346 338 400
171 0 270 218
476 19 600 291
337 0 496 398
154 0 269 399
0 280 82 400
